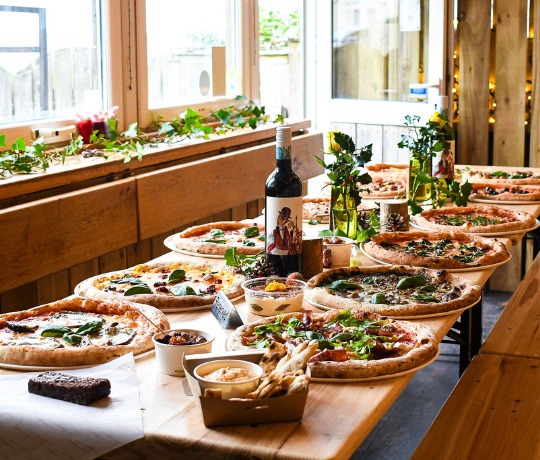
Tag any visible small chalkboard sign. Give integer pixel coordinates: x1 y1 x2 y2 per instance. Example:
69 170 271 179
211 291 244 329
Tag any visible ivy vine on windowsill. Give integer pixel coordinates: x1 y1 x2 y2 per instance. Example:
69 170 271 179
0 96 285 179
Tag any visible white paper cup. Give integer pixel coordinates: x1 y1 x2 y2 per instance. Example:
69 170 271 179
323 236 354 268
152 329 214 376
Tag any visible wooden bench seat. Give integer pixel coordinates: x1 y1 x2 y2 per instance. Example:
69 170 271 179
480 252 540 359
412 353 540 460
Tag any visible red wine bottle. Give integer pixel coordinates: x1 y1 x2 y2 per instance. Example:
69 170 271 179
265 126 302 276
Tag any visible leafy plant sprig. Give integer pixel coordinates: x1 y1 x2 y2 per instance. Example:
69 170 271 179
314 131 373 208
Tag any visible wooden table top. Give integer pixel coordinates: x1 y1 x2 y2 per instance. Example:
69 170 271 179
411 353 540 460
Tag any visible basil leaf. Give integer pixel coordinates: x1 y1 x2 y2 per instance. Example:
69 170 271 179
396 276 426 289
210 228 225 237
203 239 227 244
63 332 82 345
110 277 145 285
76 320 104 335
243 226 260 238
243 240 255 246
308 219 321 225
331 332 354 342
410 294 439 302
257 234 265 241
167 269 186 284
124 284 152 296
170 284 198 296
327 280 363 291
41 326 72 337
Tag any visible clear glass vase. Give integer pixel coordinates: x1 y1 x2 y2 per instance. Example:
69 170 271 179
408 155 432 202
330 186 358 239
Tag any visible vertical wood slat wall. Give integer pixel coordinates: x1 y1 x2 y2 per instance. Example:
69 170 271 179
457 0 538 290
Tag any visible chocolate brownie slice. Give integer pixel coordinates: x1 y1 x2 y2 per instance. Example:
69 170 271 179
28 372 111 405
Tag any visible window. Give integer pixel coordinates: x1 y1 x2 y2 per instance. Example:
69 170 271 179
0 1 106 125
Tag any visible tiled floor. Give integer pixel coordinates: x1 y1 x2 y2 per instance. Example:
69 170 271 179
351 290 511 460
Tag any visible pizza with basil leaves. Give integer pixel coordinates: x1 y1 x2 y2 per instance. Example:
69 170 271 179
363 231 510 270
0 296 169 367
306 265 481 316
460 168 540 185
165 221 265 256
413 205 537 234
226 309 438 379
75 258 246 310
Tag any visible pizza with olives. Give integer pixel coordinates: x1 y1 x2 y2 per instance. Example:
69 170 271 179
305 265 481 316
363 231 510 270
413 206 537 234
469 182 540 202
165 221 265 256
75 258 246 310
226 309 438 379
0 296 169 367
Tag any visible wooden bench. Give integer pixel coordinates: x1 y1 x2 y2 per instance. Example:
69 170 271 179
412 353 540 459
480 252 540 359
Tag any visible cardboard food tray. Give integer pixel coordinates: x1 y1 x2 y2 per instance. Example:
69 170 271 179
183 350 309 427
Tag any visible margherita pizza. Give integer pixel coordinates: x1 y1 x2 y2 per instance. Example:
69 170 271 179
469 182 540 202
306 265 481 316
460 168 540 185
165 221 265 256
75 258 246 310
363 231 510 270
227 309 438 379
413 206 537 234
0 296 169 367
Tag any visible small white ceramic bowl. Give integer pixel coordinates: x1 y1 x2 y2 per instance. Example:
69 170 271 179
241 277 307 316
194 359 264 399
322 236 354 268
152 329 214 377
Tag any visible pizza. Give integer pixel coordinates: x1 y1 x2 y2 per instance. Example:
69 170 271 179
413 205 537 233
303 197 330 222
0 296 169 367
459 168 540 185
226 309 438 379
363 231 510 270
165 221 265 255
362 163 408 198
469 182 540 202
75 258 246 310
305 265 481 316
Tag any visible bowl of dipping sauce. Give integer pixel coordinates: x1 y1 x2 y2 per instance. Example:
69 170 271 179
152 329 214 376
241 277 307 316
194 359 264 399
322 236 354 268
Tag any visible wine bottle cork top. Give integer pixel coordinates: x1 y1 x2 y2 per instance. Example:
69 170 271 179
276 126 292 146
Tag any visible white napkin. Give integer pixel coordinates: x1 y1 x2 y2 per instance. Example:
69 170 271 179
0 353 143 460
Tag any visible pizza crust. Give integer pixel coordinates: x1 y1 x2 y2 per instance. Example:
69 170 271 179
414 206 536 233
226 309 438 379
306 265 482 316
169 221 265 255
363 231 510 269
75 258 246 310
0 296 170 366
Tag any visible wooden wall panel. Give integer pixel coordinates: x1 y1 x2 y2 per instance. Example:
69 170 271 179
457 0 491 165
0 179 138 293
136 133 323 240
531 1 540 167
493 0 528 166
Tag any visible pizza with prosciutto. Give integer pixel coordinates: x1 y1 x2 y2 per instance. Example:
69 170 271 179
0 297 169 367
227 309 438 379
75 258 246 310
306 265 481 317
363 231 510 270
469 182 540 202
165 221 265 256
413 206 537 233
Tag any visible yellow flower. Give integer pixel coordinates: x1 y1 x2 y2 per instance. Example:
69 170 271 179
327 131 342 153
429 112 446 128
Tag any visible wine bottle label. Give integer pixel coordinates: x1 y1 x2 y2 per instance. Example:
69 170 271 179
265 197 303 256
432 140 455 180
276 145 291 160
